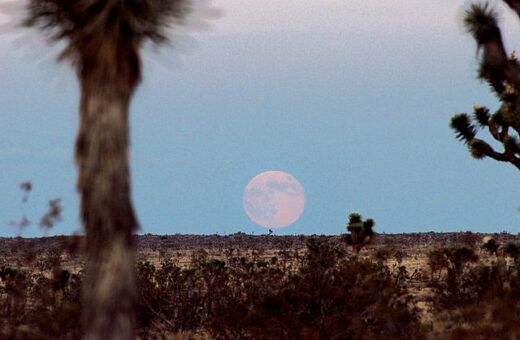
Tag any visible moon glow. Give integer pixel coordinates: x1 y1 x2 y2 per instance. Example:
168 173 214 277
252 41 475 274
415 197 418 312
243 171 305 228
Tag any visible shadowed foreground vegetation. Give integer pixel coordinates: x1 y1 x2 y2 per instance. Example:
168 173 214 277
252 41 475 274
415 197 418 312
2 232 520 339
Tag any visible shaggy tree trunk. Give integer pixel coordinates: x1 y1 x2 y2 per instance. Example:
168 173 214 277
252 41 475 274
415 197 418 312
76 82 138 340
21 1 196 338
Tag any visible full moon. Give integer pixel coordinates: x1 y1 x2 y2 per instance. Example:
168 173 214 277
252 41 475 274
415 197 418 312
243 171 305 228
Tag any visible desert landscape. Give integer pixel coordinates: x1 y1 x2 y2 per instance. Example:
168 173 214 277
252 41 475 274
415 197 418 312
1 230 519 339
2 0 520 339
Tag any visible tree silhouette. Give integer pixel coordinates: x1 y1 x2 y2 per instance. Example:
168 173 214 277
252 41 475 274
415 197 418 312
450 2 520 170
21 1 198 338
343 212 374 257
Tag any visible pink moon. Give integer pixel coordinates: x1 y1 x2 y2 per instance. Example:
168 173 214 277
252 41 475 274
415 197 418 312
243 171 306 228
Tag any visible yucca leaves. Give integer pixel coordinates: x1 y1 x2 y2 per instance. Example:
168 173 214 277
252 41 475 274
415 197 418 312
451 114 476 143
473 105 490 127
348 213 362 225
23 0 193 96
464 3 500 44
24 0 190 44
470 139 491 159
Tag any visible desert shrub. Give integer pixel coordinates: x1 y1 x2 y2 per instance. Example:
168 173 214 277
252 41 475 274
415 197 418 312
427 238 520 339
394 250 407 265
136 259 207 335
0 264 81 340
428 246 479 310
430 260 520 340
461 231 478 249
373 247 392 263
132 237 424 339
207 238 424 340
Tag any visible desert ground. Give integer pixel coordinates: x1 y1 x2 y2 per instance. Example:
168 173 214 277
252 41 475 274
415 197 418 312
1 231 519 339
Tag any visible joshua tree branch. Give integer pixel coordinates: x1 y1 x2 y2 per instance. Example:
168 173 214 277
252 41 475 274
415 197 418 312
482 45 520 111
487 120 520 167
480 33 520 89
509 155 520 169
482 141 520 169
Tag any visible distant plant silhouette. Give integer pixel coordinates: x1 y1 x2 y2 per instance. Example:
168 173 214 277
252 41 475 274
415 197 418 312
450 2 520 170
200 238 424 340
343 212 375 257
482 236 499 255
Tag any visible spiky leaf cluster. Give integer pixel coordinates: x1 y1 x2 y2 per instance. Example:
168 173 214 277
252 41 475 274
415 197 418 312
24 0 190 44
23 0 192 93
451 2 520 170
464 3 500 44
474 105 490 126
450 114 476 143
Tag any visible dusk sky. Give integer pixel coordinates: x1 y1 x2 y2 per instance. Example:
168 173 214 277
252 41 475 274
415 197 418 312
1 0 520 237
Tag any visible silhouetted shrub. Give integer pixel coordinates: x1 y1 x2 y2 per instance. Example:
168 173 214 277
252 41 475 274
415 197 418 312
343 213 375 256
205 238 424 340
9 233 520 339
428 246 479 310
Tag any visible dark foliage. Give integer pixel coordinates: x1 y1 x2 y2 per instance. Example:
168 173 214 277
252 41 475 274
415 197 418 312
4 233 520 338
343 212 375 256
1 236 426 340
427 246 480 309
426 238 520 339
0 265 81 339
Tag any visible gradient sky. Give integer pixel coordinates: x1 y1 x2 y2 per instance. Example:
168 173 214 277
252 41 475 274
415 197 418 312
1 0 520 237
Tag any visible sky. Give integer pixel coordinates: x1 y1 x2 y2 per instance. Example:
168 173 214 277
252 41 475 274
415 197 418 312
1 0 520 237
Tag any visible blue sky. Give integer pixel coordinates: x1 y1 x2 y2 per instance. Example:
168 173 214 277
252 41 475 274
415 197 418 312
1 0 520 237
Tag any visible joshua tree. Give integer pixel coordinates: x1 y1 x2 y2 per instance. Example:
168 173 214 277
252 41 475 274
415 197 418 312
343 212 374 257
450 2 520 169
19 1 199 339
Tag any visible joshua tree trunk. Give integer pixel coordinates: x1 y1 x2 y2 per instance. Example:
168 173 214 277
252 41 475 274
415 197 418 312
21 1 199 338
76 78 139 339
